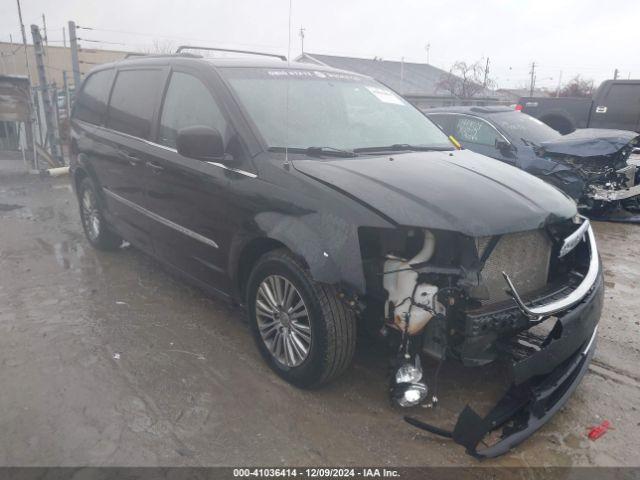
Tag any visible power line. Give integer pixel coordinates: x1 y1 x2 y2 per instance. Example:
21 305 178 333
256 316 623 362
75 24 282 51
76 37 126 46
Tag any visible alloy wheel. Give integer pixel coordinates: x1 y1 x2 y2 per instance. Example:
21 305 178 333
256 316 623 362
81 189 101 241
255 274 312 367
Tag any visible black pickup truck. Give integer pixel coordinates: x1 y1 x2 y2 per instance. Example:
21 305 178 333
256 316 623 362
517 79 640 134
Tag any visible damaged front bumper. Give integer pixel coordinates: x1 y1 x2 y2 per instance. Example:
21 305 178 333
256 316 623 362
405 222 603 458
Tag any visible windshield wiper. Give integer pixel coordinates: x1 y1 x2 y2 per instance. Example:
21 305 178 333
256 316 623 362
305 146 357 157
521 137 541 148
268 146 357 158
353 144 454 153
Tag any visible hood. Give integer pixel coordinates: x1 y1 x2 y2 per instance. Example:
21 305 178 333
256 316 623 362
539 129 639 157
293 149 577 237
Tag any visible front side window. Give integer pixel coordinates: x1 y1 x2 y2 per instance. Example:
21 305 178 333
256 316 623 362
74 69 114 125
221 67 451 152
107 69 164 139
452 116 502 147
158 72 229 148
491 111 561 144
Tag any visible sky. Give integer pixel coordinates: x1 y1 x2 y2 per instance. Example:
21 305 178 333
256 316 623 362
1 0 639 90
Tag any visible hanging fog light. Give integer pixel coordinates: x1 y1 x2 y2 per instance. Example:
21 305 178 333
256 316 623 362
395 357 423 384
392 382 429 408
391 356 428 407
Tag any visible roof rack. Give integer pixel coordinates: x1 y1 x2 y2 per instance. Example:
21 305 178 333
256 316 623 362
123 52 201 59
175 45 287 62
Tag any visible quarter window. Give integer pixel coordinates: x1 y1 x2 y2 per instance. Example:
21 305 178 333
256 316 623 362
159 72 228 149
107 69 164 139
74 69 114 125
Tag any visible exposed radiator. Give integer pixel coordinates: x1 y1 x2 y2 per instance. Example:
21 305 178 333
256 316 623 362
474 229 552 304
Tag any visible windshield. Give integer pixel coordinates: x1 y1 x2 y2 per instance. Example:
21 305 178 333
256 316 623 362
221 67 452 152
491 111 562 144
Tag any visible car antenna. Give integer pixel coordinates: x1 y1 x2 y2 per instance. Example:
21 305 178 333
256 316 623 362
284 0 292 169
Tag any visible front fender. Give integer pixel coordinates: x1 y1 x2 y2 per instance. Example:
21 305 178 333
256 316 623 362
234 211 366 295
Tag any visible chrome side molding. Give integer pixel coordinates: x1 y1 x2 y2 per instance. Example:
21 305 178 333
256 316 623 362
502 223 599 320
103 188 219 249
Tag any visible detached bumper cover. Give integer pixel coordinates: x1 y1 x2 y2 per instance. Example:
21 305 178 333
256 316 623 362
406 270 603 459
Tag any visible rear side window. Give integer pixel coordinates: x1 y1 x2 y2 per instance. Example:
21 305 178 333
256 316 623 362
158 72 229 148
74 69 114 125
107 69 164 139
427 114 456 136
451 116 501 147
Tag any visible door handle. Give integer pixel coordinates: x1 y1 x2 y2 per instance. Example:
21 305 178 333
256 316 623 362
146 160 164 173
117 149 141 166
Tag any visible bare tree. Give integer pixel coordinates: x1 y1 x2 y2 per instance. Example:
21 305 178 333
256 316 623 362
558 75 595 97
144 39 175 55
436 60 494 98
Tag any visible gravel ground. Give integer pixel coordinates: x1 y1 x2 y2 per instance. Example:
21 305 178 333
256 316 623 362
0 153 638 467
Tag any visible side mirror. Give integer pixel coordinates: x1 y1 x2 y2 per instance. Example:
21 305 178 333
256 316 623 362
495 139 515 155
176 125 229 162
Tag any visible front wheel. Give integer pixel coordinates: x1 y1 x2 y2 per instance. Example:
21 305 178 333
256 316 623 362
246 249 356 388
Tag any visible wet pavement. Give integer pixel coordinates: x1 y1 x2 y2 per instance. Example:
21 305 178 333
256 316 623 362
0 153 639 467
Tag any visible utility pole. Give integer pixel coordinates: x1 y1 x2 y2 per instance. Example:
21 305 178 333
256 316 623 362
62 26 67 48
425 42 430 65
16 0 32 82
16 0 37 169
68 21 81 90
529 61 536 96
31 24 63 165
614 68 619 80
556 70 563 97
42 14 48 47
483 57 490 87
299 27 305 54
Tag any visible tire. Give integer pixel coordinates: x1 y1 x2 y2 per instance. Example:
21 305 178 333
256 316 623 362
246 249 356 388
77 176 122 250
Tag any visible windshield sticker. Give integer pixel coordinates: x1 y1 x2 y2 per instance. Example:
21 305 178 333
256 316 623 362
456 118 482 142
365 86 405 105
265 70 362 81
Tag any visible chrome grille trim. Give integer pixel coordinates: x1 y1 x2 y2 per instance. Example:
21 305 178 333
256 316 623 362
475 230 551 304
502 223 599 320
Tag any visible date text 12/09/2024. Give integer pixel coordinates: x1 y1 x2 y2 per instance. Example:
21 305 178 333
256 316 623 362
233 469 400 478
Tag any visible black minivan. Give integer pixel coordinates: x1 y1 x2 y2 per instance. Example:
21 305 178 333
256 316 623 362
70 51 602 458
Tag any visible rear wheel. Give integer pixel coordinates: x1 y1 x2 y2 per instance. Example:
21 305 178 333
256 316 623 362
78 177 122 250
246 249 356 388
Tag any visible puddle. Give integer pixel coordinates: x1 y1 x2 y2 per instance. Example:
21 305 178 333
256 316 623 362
0 203 23 212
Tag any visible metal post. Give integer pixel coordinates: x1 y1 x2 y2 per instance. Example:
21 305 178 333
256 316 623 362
31 24 63 165
614 68 619 80
63 70 72 117
16 0 37 169
68 21 81 90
